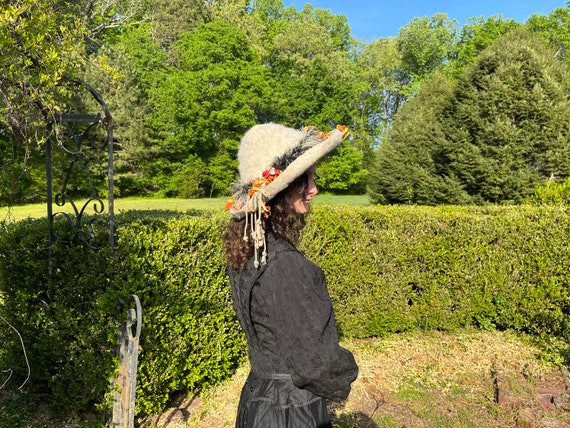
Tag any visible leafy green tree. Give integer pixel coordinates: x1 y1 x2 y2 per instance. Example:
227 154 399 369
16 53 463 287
0 0 84 143
317 141 368 193
447 15 521 77
147 0 210 48
397 13 457 95
526 5 570 66
0 0 86 204
64 0 147 50
356 37 404 146
215 0 274 60
80 24 169 196
265 10 368 192
298 3 353 51
149 21 271 196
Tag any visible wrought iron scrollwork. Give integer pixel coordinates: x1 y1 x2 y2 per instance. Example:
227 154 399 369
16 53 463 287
46 78 114 273
46 80 114 251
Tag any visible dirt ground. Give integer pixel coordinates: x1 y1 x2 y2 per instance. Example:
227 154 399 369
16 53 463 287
140 330 570 428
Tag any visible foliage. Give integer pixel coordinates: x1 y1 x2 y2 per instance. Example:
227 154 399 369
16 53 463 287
396 13 457 94
448 15 521 77
148 21 270 197
0 211 245 417
370 28 570 205
524 177 570 205
442 29 570 203
4 1 570 204
317 140 368 193
86 24 169 197
0 0 87 205
301 205 570 339
368 71 470 205
1 204 569 420
0 217 115 412
526 5 570 65
146 0 210 48
355 37 404 145
0 0 84 141
112 211 245 415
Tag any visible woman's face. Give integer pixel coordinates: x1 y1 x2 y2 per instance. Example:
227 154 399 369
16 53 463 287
289 165 318 214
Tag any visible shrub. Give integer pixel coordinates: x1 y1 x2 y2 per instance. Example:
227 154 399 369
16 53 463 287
301 205 570 340
0 205 568 419
0 210 245 417
525 177 570 205
112 210 245 415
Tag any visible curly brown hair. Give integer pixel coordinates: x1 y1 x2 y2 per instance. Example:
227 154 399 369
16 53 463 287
223 173 309 270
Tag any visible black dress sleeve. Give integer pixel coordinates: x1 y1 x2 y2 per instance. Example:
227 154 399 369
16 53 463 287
263 249 359 401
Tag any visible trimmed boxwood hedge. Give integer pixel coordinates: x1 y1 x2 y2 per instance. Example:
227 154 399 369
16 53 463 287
0 205 568 417
300 205 569 339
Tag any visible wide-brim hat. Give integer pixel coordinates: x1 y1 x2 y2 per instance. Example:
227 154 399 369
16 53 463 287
225 122 348 268
226 123 348 219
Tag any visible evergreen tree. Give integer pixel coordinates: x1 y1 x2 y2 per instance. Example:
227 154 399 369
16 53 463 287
442 29 570 203
369 72 470 205
370 28 570 205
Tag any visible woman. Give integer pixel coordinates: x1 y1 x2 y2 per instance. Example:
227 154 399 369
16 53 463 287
223 123 359 428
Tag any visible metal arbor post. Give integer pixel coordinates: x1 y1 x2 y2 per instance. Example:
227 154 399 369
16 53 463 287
44 78 141 427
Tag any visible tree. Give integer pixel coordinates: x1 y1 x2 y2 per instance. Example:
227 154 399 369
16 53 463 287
356 37 404 146
526 5 570 66
148 21 271 196
368 71 470 205
317 141 368 193
397 13 457 94
146 0 210 48
442 29 570 203
0 0 84 142
80 24 169 196
0 0 85 204
265 10 368 192
370 28 570 205
64 0 148 49
448 15 521 77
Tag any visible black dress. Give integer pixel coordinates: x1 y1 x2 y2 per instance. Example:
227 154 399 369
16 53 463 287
228 233 359 427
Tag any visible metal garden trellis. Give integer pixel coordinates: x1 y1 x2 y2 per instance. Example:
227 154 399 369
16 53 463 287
45 77 141 428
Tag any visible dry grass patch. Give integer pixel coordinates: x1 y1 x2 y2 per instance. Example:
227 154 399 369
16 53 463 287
142 329 569 428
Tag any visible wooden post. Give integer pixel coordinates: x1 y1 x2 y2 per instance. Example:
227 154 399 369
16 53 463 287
111 295 142 428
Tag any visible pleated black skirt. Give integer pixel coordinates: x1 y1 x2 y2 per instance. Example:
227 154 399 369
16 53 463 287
235 372 331 428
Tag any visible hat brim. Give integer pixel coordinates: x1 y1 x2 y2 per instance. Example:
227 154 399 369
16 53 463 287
262 128 344 201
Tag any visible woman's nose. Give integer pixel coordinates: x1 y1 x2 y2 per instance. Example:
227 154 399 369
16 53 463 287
307 176 318 196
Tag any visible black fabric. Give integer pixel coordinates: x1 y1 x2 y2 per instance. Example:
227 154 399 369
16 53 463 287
229 233 358 426
235 372 331 428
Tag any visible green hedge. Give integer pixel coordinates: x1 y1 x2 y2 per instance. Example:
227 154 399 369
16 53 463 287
0 205 569 418
111 211 245 415
0 210 245 417
301 205 569 339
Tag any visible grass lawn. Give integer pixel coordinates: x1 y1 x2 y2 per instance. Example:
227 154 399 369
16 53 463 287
0 194 370 222
145 330 570 428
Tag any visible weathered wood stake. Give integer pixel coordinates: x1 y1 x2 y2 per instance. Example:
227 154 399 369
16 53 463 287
111 295 142 428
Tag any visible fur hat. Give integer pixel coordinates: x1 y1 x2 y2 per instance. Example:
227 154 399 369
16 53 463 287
225 122 348 267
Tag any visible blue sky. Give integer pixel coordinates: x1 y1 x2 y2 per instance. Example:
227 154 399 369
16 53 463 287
283 1 568 41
